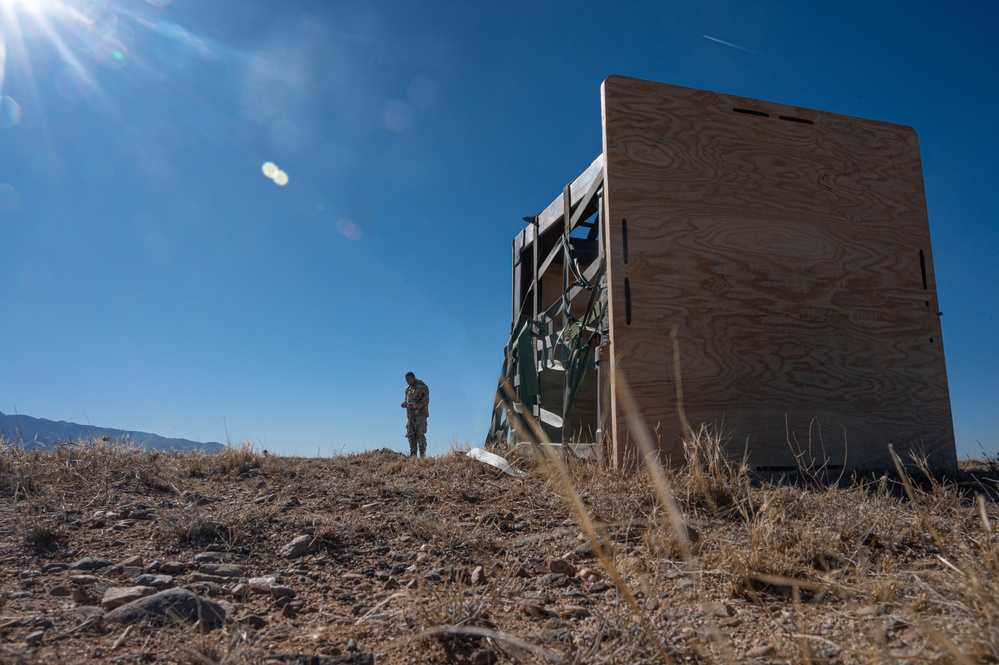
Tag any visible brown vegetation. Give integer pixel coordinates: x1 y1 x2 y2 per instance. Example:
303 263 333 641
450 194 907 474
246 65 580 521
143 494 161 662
1 434 997 664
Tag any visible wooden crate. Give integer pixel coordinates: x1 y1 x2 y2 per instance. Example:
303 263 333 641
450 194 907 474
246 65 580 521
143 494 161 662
600 76 955 471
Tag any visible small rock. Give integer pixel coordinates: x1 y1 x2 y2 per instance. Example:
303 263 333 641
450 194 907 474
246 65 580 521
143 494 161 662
104 588 226 627
102 586 158 610
193 552 223 563
855 604 889 618
70 557 112 571
231 583 251 600
73 586 102 605
538 573 571 588
121 555 144 568
700 601 735 618
187 581 223 597
237 614 268 630
280 535 315 560
549 559 578 576
69 574 100 586
282 599 305 618
270 584 296 599
215 599 236 618
747 645 776 658
64 605 106 622
198 564 245 578
249 576 279 593
471 566 488 586
159 561 187 575
26 630 44 647
133 574 173 589
49 586 72 597
560 605 591 619
42 564 67 574
190 573 227 584
586 582 612 594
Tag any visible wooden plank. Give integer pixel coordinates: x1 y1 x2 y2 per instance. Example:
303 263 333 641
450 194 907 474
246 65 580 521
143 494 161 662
526 154 604 248
600 76 955 471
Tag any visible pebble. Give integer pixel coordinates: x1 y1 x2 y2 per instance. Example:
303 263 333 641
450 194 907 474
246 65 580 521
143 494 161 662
586 582 612 594
270 584 296 599
549 559 578 576
193 552 224 563
104 588 226 627
237 614 268 630
102 586 157 610
198 563 246 578
249 576 280 593
560 605 591 619
69 574 100 586
49 585 72 597
133 574 173 589
280 535 315 559
700 601 735 618
121 555 144 567
231 583 251 600
538 573 571 588
855 603 889 617
159 561 187 575
70 557 112 571
471 566 488 586
747 645 776 658
282 599 305 618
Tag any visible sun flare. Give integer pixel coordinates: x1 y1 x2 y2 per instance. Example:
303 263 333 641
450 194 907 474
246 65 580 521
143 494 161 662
1 0 60 17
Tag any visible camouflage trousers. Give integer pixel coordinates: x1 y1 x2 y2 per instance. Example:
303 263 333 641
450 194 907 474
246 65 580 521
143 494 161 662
407 413 428 457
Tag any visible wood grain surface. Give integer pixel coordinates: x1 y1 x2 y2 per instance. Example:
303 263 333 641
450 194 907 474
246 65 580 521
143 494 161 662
600 76 955 470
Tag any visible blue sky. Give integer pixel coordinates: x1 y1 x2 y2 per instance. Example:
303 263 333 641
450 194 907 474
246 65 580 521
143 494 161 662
2 0 996 459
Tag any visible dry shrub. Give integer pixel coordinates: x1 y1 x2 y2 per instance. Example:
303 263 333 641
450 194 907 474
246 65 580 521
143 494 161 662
674 424 752 519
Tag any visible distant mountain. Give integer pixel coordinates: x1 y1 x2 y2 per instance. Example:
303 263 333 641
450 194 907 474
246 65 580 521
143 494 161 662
0 411 224 453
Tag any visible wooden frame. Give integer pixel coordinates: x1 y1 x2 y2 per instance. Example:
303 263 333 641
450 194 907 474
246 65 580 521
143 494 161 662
494 76 956 472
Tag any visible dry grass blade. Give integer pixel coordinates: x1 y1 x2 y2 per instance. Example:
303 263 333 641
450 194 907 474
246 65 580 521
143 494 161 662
614 374 692 561
417 625 564 664
889 444 960 568
922 625 980 665
499 380 676 664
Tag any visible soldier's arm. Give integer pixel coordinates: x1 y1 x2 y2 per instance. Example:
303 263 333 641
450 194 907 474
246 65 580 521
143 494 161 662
409 385 429 409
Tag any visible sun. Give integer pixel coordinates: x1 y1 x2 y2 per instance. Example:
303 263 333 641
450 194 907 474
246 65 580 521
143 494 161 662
1 0 62 17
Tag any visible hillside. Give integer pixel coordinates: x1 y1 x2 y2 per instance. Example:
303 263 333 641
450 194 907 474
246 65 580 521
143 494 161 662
0 437 997 664
0 411 222 453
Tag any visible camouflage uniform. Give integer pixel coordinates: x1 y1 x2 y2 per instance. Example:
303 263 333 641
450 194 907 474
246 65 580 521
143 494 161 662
403 377 430 457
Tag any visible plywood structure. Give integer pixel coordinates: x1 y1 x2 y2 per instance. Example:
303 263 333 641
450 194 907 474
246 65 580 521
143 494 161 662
491 76 956 472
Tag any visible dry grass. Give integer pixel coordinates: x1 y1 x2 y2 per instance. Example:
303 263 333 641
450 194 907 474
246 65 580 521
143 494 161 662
1 429 998 664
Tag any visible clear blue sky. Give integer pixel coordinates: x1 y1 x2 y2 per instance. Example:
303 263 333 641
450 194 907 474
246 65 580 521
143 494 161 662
2 0 996 459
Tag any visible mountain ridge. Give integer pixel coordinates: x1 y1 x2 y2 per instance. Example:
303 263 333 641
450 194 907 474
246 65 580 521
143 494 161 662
0 410 223 452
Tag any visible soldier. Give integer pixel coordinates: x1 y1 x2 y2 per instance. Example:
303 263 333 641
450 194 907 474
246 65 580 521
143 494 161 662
401 372 430 457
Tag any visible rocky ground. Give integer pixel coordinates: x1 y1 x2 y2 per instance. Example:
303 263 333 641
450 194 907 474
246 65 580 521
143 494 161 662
1 442 998 664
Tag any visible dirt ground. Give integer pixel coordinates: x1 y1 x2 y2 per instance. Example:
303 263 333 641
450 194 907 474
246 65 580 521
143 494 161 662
1 444 997 664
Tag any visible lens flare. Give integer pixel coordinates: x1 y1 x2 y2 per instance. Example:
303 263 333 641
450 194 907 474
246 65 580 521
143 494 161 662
261 161 288 186
0 96 23 128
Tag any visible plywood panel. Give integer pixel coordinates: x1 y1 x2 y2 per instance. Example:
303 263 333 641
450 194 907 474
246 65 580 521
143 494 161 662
600 76 955 471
